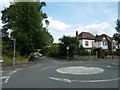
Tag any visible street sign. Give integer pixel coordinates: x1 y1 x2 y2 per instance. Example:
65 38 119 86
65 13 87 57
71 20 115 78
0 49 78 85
13 40 16 45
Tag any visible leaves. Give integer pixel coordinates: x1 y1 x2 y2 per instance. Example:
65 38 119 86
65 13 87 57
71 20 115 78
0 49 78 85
114 19 120 48
59 36 79 57
1 2 53 56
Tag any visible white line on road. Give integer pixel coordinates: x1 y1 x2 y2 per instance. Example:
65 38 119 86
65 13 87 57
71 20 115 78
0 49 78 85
40 67 49 71
2 68 23 83
49 77 72 83
9 69 22 75
49 77 120 83
4 76 10 83
0 76 8 80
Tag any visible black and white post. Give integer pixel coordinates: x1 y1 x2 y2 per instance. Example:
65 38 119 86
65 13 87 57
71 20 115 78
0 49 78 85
66 46 69 60
13 39 16 67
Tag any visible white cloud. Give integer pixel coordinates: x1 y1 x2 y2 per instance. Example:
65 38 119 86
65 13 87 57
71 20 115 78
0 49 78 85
76 23 113 35
43 17 72 43
43 17 116 43
45 17 71 31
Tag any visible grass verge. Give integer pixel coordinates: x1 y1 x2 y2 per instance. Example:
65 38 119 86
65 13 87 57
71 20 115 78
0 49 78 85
2 55 28 63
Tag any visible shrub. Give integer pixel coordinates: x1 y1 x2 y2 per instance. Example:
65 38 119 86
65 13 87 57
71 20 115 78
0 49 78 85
77 45 89 56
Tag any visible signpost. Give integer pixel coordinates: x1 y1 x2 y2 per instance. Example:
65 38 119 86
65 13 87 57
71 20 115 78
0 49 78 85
66 46 69 60
13 39 16 67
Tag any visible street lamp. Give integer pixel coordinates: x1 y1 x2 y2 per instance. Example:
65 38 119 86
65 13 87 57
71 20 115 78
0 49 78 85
66 46 69 60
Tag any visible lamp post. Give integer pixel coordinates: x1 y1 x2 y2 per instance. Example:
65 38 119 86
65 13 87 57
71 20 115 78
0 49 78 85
66 46 69 60
13 39 16 67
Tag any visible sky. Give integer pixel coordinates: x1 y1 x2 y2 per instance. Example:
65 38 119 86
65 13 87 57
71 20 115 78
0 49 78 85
0 1 118 43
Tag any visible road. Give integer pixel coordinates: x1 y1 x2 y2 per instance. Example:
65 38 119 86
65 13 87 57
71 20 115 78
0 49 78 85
1 56 119 88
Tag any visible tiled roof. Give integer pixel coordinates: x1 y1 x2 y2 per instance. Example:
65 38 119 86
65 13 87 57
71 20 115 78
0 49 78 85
76 31 112 42
77 32 96 40
95 34 112 42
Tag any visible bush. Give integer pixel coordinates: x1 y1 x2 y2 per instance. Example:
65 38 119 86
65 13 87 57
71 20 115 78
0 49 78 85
113 49 120 56
69 43 79 57
43 44 60 57
78 45 89 56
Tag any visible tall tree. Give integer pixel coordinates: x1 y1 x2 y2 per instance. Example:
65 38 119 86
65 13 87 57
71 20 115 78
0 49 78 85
1 2 53 56
114 19 120 48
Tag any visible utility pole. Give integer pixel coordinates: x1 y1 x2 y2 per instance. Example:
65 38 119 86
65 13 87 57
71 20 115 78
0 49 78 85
13 39 16 67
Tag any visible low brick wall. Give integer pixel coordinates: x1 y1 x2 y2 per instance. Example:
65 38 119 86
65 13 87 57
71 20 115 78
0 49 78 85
0 59 28 66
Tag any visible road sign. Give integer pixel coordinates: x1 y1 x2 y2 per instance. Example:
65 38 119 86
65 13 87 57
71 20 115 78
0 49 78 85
13 40 16 45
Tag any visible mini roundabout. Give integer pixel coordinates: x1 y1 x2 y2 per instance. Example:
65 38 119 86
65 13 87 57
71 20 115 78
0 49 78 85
42 62 120 84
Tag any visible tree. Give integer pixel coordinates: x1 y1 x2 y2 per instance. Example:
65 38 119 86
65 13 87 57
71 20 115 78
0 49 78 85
114 19 120 48
59 36 79 57
1 2 53 56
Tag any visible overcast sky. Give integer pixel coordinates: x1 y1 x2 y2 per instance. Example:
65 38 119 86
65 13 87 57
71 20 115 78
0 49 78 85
0 1 118 43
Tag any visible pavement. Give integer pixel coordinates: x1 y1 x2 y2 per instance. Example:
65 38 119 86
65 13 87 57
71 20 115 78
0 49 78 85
0 56 120 88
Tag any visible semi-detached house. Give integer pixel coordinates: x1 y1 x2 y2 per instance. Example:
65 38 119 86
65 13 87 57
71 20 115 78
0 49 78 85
76 31 117 52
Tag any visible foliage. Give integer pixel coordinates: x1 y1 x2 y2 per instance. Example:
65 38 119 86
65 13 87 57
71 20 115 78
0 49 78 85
69 43 79 57
46 43 60 56
113 49 120 56
59 36 79 57
77 45 89 56
1 2 53 56
2 55 28 63
93 47 104 58
113 20 120 48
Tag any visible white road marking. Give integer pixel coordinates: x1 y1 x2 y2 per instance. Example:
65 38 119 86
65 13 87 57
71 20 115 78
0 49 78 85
39 66 54 71
0 76 8 80
2 68 23 83
40 67 49 71
4 76 10 83
107 66 111 67
49 77 72 83
49 77 120 83
72 78 120 83
9 69 22 75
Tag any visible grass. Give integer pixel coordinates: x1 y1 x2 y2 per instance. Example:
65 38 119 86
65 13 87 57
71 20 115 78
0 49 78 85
2 55 28 63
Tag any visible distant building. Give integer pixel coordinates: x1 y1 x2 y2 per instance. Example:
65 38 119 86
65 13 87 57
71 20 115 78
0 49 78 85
76 31 118 52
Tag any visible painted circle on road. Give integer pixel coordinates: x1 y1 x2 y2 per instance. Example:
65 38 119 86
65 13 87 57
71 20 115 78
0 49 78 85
56 66 104 75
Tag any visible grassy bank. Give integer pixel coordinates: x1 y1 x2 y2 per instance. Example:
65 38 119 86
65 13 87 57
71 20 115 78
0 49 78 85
2 55 28 63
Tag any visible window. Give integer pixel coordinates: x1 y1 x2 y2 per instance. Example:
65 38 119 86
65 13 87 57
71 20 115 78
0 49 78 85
103 41 107 45
92 41 94 47
85 41 89 46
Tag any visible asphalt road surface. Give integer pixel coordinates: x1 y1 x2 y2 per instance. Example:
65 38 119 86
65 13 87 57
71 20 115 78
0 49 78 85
1 56 120 88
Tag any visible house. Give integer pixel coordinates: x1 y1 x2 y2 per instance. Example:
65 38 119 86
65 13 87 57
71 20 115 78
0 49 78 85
76 31 117 52
76 31 95 52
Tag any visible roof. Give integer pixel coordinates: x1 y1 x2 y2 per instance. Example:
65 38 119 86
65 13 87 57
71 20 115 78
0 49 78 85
77 32 96 40
96 34 112 42
76 31 112 42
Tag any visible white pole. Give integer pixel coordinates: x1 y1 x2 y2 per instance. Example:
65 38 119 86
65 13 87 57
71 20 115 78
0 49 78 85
67 46 69 60
13 39 16 67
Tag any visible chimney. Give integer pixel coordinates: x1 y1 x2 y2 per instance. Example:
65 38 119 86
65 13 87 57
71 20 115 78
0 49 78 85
76 31 78 38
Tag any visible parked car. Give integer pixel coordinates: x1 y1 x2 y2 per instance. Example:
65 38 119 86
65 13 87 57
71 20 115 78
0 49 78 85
0 59 4 63
33 52 42 57
29 52 42 61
